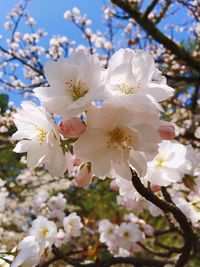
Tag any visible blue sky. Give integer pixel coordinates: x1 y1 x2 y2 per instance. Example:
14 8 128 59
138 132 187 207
0 0 190 105
0 0 106 105
0 0 105 45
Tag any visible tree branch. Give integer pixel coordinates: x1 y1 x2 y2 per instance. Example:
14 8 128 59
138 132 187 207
143 0 159 19
0 46 44 76
131 170 195 267
111 0 200 72
153 0 172 24
40 252 172 267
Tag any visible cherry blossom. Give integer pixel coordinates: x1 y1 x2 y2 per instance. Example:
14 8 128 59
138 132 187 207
12 101 68 176
34 49 105 117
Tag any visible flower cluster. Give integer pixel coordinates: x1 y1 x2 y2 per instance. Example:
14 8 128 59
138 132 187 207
11 213 83 267
98 213 153 256
13 48 175 184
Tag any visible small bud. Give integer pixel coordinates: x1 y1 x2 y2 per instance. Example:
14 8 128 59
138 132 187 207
58 117 86 138
74 163 92 187
110 179 119 191
158 120 175 140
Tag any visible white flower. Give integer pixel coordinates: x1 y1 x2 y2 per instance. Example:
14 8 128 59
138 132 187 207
114 176 142 201
11 236 40 267
34 50 105 116
63 212 83 239
74 105 160 179
0 187 8 212
48 210 65 226
116 222 142 251
47 193 67 211
98 219 117 244
12 101 68 176
63 10 72 20
29 216 57 251
146 141 191 186
4 21 13 30
33 190 49 211
172 193 200 224
105 48 174 106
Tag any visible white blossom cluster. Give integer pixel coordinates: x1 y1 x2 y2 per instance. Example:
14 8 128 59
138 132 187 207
0 1 200 266
0 179 8 214
98 213 153 256
33 191 67 226
111 142 199 217
8 47 200 266
10 213 83 266
13 48 176 185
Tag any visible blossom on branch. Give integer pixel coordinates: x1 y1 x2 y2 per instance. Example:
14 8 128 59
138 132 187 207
34 49 105 117
74 105 161 179
12 101 68 176
146 141 192 186
11 236 40 267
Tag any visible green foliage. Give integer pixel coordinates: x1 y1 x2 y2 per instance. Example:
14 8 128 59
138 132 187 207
66 178 125 221
0 94 9 114
0 146 25 181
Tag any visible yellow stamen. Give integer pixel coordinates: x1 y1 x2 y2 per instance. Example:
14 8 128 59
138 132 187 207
192 201 200 212
155 156 165 167
107 127 132 150
120 83 135 94
123 231 130 238
41 227 49 237
35 127 47 144
66 80 88 101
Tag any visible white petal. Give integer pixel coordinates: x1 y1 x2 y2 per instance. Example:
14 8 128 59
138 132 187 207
73 128 108 161
44 147 68 177
113 161 132 180
13 140 32 153
143 83 174 102
26 143 46 170
129 151 147 177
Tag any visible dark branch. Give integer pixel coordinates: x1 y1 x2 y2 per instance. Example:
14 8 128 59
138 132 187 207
143 0 159 19
153 0 172 24
0 46 44 76
111 0 200 72
131 170 195 267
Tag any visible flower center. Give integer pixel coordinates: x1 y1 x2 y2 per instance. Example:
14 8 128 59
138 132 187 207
155 155 165 167
68 221 75 232
107 228 114 235
107 127 132 150
120 83 135 94
35 127 47 144
123 231 130 238
66 80 88 101
192 201 200 212
41 227 49 238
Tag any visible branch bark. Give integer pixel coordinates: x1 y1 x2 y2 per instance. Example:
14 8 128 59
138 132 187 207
131 170 195 267
111 0 200 72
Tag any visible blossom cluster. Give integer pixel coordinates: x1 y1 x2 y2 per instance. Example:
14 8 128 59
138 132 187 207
10 213 83 267
13 48 176 186
10 47 200 266
98 213 153 256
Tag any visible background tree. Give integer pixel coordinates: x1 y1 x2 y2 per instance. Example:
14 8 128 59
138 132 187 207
0 0 199 266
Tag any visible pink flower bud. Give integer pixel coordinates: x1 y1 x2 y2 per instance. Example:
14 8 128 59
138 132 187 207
57 230 65 240
151 184 160 192
110 179 119 191
158 120 175 140
74 163 92 187
58 117 86 138
144 225 154 236
72 155 81 166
